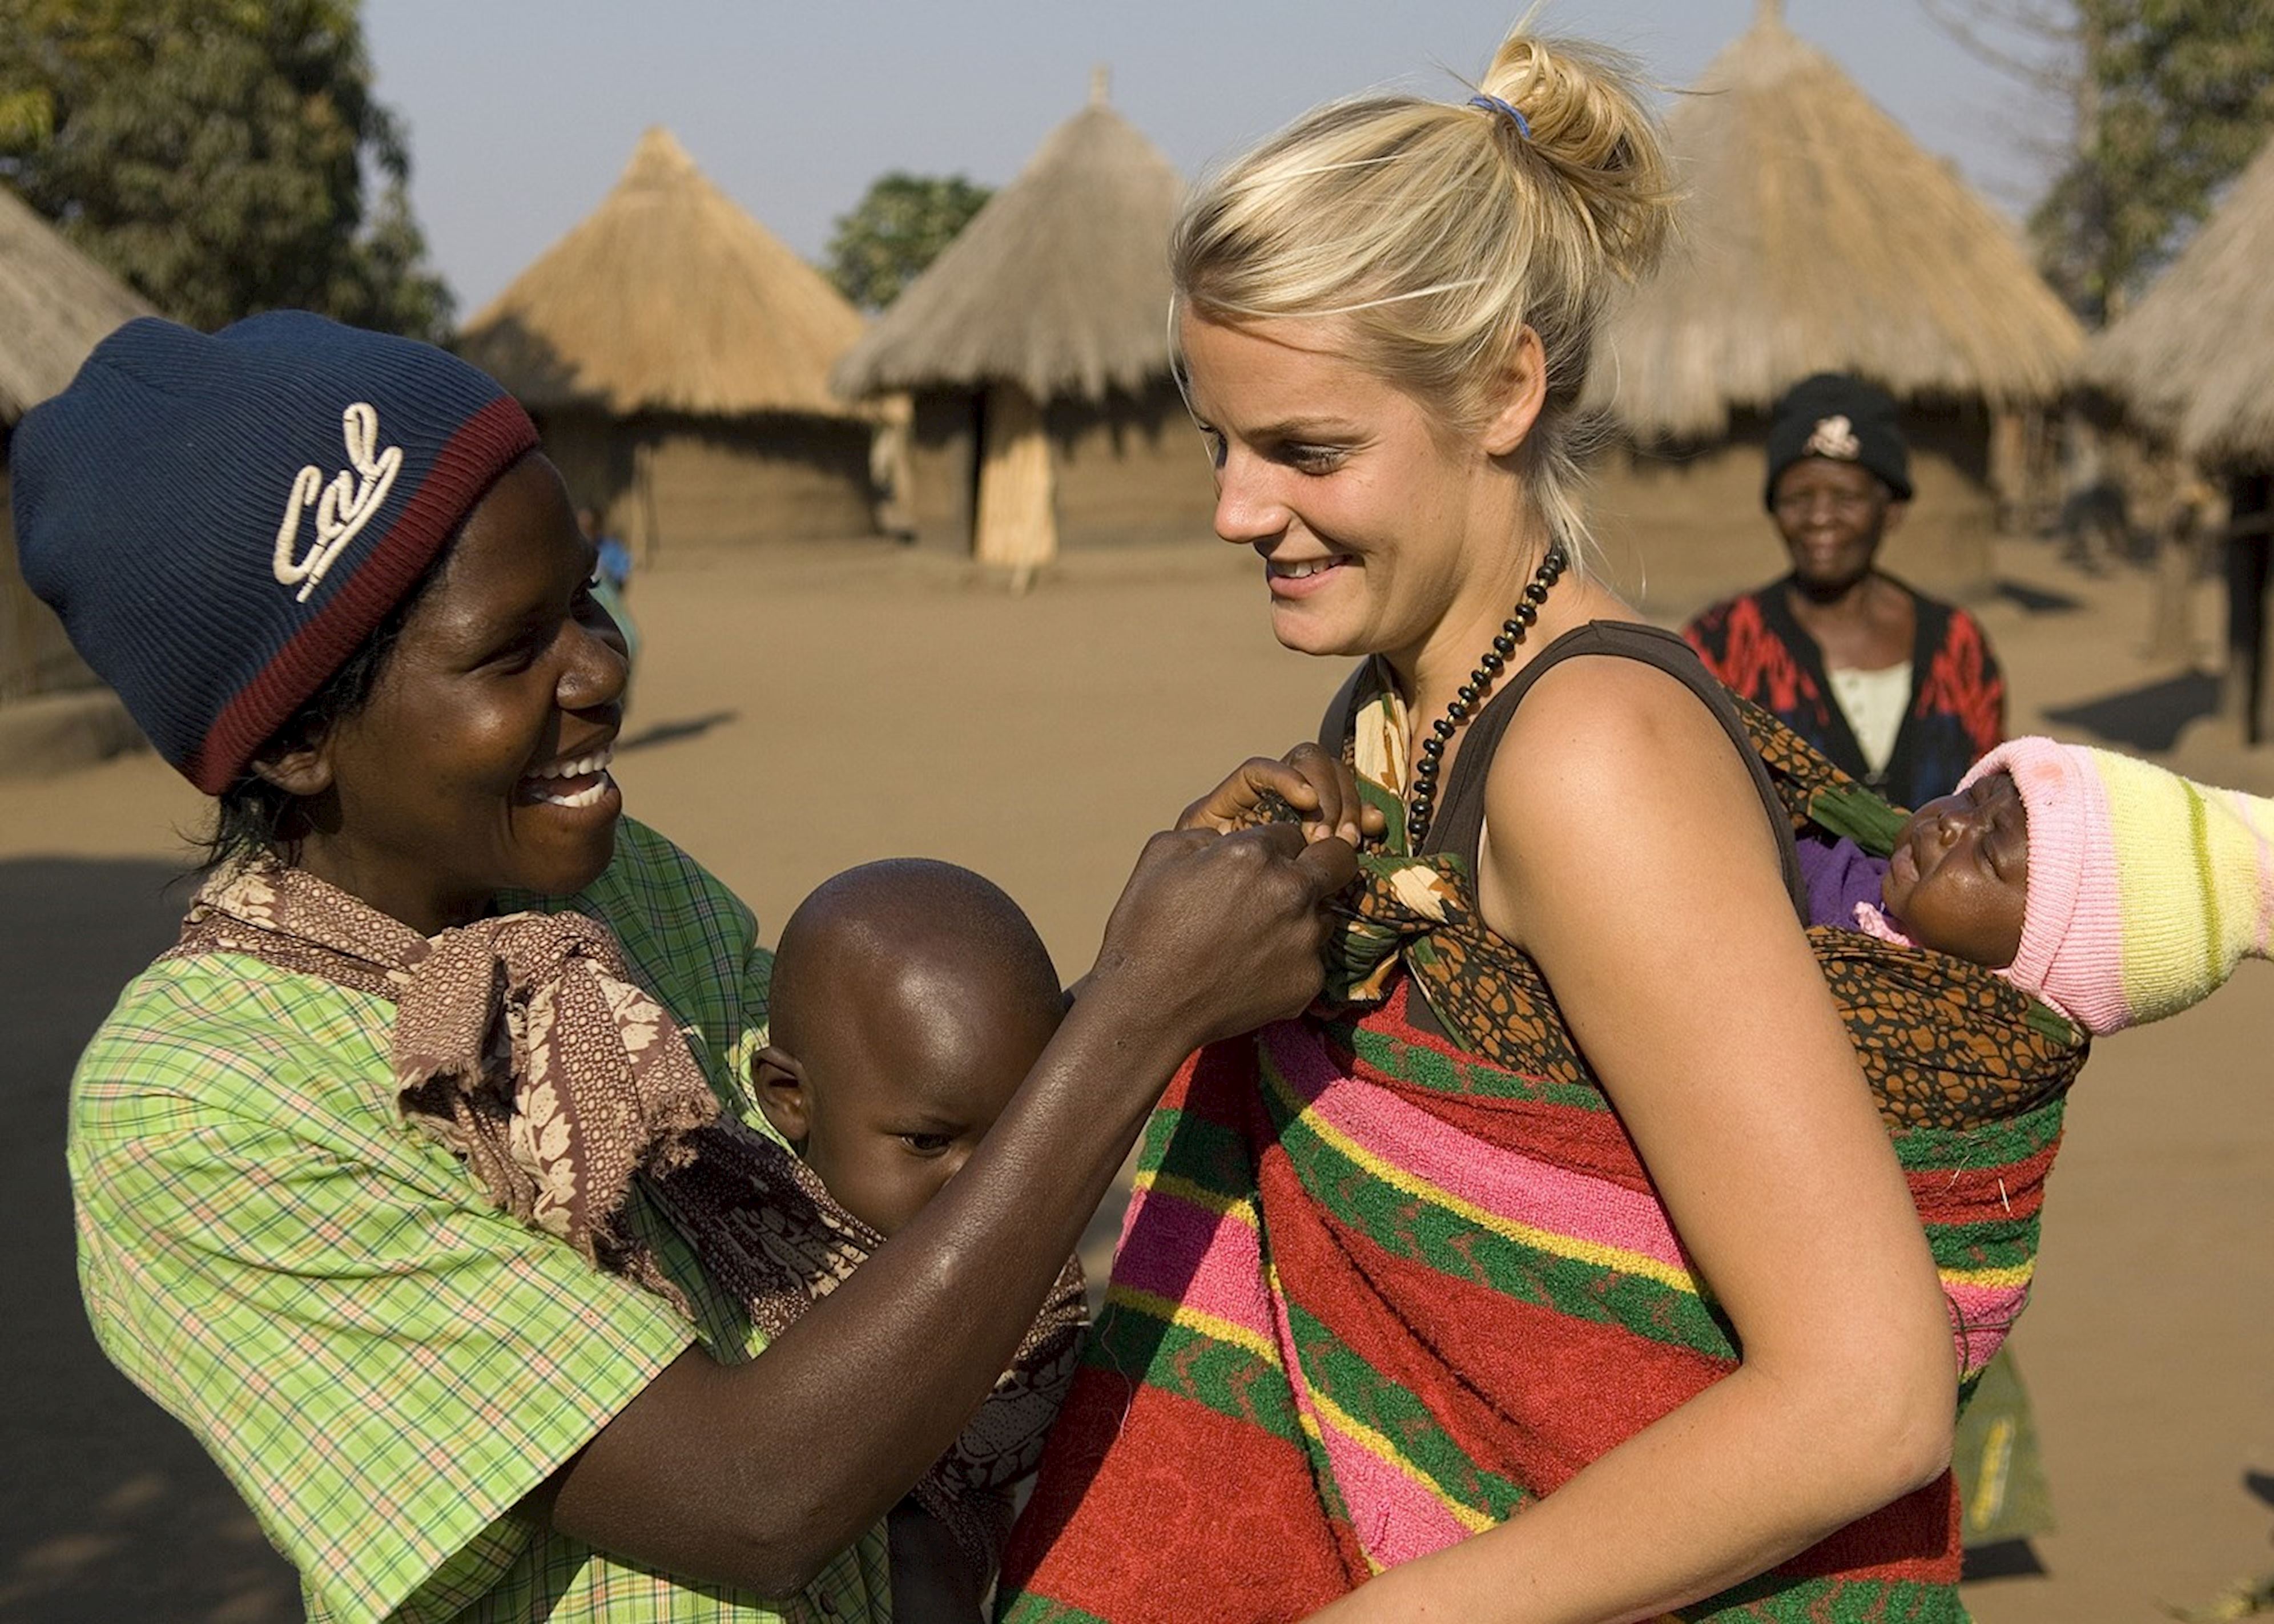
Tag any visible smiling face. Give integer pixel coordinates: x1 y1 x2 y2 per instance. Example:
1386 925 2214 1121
280 454 629 933
1770 458 1902 597
1882 770 2029 968
1177 311 1542 674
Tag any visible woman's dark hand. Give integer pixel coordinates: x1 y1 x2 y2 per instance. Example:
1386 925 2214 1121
1178 742 1386 847
1088 820 1359 1054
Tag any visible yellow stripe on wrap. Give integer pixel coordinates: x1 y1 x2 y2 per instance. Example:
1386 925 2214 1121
1259 1051 1708 1297
1941 1259 2037 1291
1101 1284 1285 1369
1131 1169 1262 1230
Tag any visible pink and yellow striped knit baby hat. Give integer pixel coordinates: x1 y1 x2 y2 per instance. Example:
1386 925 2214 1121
1958 739 2274 1034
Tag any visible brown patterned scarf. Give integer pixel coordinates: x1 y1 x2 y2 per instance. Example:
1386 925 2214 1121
167 855 1084 1578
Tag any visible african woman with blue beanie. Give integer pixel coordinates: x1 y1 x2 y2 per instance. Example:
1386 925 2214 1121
20 312 1358 1623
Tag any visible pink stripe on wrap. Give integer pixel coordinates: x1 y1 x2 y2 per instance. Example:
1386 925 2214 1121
1263 1022 1695 1275
1256 1215 1481 1568
1309 1409 1478 1567
1946 1281 2032 1374
1112 1182 1279 1348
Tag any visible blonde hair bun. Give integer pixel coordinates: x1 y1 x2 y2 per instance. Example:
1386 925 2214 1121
1478 33 1674 283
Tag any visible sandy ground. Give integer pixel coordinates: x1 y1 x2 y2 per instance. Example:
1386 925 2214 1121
1 533 2267 1621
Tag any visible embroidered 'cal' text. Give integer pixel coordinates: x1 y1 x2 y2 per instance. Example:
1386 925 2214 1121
273 403 403 602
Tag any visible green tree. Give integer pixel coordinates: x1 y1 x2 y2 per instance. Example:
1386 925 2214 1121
0 0 453 338
825 172 992 311
1925 0 2274 323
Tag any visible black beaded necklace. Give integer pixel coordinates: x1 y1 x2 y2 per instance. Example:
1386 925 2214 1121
1404 544 1568 850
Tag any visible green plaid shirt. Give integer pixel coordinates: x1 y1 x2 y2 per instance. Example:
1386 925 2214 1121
70 820 890 1624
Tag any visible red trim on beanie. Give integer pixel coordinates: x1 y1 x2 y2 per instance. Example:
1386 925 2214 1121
184 396 538 795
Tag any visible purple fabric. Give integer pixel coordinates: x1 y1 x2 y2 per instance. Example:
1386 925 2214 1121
1796 832 1890 930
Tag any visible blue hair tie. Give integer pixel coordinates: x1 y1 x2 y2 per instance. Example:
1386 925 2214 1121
1467 94 1532 139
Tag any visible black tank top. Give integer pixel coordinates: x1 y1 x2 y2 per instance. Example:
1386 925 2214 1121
1322 619 1808 913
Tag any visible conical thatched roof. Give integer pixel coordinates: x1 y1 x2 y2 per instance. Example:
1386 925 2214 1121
2088 134 2274 468
460 127 865 420
1591 1 2083 440
0 184 152 424
832 80 1183 404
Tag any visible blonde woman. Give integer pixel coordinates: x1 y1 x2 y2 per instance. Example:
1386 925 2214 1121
1002 26 1977 1624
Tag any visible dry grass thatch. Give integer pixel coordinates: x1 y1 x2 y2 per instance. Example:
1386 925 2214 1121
0 184 152 424
1589 0 2083 440
2088 134 2274 469
460 128 866 420
832 80 1183 404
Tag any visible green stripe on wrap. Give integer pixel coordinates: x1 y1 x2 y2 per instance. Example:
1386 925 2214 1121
1330 1011 1610 1110
1084 1302 1305 1445
1281 1298 1532 1525
1134 1106 1253 1200
1258 1049 1740 1356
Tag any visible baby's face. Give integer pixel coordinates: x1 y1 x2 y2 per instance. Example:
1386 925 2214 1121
767 997 1058 1238
1882 771 2028 968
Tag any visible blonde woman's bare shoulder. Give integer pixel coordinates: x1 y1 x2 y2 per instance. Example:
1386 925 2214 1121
1490 648 1751 814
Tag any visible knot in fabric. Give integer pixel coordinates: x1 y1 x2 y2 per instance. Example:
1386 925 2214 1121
1322 852 1480 1007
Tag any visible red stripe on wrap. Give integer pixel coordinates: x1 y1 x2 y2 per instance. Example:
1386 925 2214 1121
1346 985 1668 1196
1003 1378 1349 1624
1297 1221 1959 1586
1910 1137 2059 1222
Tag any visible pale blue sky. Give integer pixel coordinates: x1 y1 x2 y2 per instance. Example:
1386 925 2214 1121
363 1 2050 317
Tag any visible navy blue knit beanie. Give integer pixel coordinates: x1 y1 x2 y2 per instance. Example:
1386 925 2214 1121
14 312 538 793
1763 372 1913 509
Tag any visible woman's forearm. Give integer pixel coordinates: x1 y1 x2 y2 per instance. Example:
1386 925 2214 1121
551 975 1185 1592
1311 1356 1951 1624
551 822 1354 1593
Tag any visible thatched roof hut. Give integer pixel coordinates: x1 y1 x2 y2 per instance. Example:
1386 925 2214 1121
1586 0 2085 612
2087 134 2274 470
459 127 878 553
1 184 152 703
0 186 153 420
2091 132 2274 741
833 75 1210 569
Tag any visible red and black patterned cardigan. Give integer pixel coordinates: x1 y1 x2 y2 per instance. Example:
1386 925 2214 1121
1683 574 2005 810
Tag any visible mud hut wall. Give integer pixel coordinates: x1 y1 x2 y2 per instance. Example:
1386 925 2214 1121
902 383 1217 553
537 410 880 553
1588 408 1998 623
1044 382 1217 549
636 416 879 548
0 446 97 702
533 407 641 547
905 390 980 554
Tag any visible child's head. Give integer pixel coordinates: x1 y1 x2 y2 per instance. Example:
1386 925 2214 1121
1889 738 2274 1035
755 860 1062 1236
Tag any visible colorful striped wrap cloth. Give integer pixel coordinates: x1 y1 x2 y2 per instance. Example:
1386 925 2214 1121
997 687 2081 1623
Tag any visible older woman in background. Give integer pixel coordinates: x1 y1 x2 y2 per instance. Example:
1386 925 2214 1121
1685 373 2005 810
